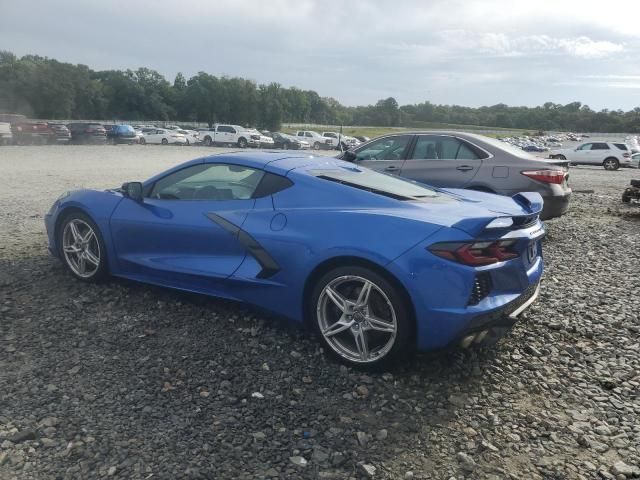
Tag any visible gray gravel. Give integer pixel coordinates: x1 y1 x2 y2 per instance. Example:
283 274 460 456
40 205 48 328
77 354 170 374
1 145 639 479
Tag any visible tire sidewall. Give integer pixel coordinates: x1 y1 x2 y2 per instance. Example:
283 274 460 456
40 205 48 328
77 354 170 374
309 265 413 368
57 211 108 283
604 158 619 170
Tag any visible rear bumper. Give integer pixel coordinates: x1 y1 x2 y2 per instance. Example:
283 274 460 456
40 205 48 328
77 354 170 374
541 192 570 220
452 282 540 348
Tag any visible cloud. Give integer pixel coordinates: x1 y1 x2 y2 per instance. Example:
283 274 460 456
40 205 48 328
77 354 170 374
0 0 639 109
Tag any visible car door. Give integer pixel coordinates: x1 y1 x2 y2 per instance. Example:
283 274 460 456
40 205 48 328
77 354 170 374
352 135 413 175
589 142 611 165
571 143 592 164
109 162 266 289
400 135 483 187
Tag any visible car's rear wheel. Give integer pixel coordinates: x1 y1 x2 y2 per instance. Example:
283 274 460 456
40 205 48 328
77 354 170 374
603 157 619 170
237 137 248 148
58 212 108 282
161 138 168 145
556 154 566 160
139 137 146 145
311 266 411 368
313 142 321 150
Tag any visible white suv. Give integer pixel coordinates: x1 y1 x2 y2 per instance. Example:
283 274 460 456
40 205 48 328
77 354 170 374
550 141 631 170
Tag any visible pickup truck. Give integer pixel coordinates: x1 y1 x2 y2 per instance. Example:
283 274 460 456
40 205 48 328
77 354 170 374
294 131 334 150
197 124 255 148
322 132 361 150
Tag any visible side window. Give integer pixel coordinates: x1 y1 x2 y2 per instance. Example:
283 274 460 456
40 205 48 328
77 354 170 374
411 136 480 160
577 143 592 151
229 127 237 134
305 132 312 137
591 142 609 150
149 164 265 201
297 132 303 137
354 135 412 161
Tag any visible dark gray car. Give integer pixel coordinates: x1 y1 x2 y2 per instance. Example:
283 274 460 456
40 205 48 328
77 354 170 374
339 131 571 220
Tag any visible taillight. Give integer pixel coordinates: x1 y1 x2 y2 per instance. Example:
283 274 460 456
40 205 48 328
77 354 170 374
521 169 565 184
429 240 519 266
623 152 630 158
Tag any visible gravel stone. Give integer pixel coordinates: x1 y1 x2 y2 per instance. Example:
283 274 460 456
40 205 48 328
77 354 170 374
1 147 639 479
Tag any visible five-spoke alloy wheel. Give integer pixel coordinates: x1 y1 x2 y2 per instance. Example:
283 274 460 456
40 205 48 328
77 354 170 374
312 266 411 367
59 213 107 282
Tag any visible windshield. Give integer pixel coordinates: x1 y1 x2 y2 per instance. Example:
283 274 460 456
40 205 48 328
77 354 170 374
310 167 441 200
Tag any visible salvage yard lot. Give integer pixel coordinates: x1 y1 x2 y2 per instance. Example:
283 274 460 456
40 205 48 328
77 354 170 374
1 145 639 479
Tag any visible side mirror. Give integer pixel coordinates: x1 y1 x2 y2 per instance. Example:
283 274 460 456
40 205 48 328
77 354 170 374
343 150 357 162
121 182 144 202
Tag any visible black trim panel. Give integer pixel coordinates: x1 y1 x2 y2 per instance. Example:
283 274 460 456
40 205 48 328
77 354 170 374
206 213 280 279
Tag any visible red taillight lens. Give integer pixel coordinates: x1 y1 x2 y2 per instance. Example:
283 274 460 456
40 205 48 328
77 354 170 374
521 169 565 185
429 240 519 266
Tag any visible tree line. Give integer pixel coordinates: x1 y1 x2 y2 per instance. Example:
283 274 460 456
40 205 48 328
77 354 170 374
1 51 639 133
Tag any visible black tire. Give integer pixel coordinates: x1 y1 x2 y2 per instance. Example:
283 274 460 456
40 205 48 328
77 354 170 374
161 138 168 145
622 192 631 203
313 142 321 150
57 211 108 283
310 265 413 368
237 137 248 148
139 137 146 145
556 155 566 160
203 136 212 146
603 157 619 170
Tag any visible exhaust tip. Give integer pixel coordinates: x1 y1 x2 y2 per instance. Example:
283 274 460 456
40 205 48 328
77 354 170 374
460 334 476 349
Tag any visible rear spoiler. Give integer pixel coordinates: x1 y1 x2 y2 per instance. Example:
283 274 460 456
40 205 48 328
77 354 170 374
452 192 543 237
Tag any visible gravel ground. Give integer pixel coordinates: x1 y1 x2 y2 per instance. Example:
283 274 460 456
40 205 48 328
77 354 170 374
1 145 639 480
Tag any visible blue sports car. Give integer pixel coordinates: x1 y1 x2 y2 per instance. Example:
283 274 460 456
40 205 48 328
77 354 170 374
45 152 544 367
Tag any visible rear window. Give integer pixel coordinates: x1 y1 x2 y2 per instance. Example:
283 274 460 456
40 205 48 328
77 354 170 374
311 167 443 201
614 143 628 151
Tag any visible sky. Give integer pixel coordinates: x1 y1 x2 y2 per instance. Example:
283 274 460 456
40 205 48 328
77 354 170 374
2 0 640 110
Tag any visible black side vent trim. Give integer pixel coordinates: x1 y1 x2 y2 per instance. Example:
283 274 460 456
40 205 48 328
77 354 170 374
206 213 280 279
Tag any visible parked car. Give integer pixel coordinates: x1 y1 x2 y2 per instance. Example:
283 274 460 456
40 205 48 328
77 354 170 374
631 153 640 169
197 125 255 148
45 152 544 367
139 128 188 145
339 132 571 220
11 122 56 145
549 142 631 170
0 122 13 145
105 124 138 145
271 132 309 150
294 130 334 150
68 123 107 144
522 144 548 152
48 123 71 143
177 129 200 145
322 132 360 150
245 129 274 148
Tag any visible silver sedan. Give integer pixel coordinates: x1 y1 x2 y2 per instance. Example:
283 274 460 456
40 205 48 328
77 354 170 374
340 131 572 220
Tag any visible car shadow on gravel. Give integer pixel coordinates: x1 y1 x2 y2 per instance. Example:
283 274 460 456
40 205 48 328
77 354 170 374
0 254 512 478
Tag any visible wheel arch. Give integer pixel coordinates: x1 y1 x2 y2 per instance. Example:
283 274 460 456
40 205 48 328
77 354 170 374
302 255 417 339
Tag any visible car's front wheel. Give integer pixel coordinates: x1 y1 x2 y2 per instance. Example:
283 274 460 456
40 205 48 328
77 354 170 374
603 157 619 170
311 266 412 367
58 212 108 282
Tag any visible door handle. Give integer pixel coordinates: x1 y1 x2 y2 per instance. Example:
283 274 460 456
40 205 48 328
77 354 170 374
456 165 474 171
384 166 400 172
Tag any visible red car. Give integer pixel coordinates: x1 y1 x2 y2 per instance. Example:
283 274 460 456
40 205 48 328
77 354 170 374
11 122 56 145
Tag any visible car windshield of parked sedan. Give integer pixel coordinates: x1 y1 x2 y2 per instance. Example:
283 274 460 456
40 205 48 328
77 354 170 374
310 167 444 200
